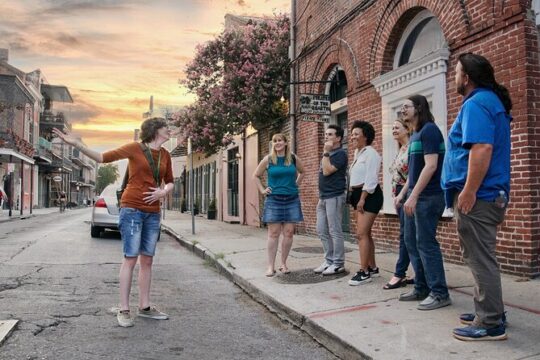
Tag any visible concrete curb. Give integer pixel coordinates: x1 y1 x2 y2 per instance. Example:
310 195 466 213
161 224 370 360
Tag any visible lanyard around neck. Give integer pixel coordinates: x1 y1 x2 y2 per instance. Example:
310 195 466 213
142 143 161 186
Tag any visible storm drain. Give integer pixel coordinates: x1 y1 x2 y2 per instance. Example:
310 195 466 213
273 268 349 284
292 246 353 254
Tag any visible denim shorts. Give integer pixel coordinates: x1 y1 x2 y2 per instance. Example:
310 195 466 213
262 194 303 223
119 207 161 257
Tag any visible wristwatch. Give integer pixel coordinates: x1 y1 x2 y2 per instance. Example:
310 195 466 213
323 152 330 157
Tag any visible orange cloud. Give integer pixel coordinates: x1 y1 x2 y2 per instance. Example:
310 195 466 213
0 0 289 149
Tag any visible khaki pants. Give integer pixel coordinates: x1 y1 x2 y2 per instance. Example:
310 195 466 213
455 198 506 328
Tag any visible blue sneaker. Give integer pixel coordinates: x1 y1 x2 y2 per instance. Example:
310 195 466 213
460 312 507 325
453 324 507 341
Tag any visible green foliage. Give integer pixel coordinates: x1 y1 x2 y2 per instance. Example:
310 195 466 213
175 15 290 155
96 163 119 194
208 198 216 211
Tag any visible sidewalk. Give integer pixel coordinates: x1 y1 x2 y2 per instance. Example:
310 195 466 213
162 211 540 360
0 207 61 223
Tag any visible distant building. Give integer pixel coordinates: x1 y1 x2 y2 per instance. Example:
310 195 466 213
0 48 95 213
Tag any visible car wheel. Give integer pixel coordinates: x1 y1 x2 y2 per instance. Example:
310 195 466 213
91 225 103 238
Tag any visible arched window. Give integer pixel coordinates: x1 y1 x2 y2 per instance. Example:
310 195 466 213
325 65 348 145
372 9 449 214
394 10 446 69
329 69 348 103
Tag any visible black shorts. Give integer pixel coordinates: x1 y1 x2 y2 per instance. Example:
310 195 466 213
349 185 383 214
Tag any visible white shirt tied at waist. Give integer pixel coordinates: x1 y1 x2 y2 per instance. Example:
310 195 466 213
349 145 381 194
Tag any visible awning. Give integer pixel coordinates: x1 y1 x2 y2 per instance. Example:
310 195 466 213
0 148 35 164
41 84 73 103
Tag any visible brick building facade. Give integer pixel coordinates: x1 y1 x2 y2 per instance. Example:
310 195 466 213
292 0 540 277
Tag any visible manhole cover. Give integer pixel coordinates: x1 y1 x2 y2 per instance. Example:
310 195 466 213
273 268 350 284
292 246 353 254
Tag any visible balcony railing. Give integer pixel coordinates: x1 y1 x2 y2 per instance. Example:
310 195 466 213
34 148 53 163
39 112 72 131
38 137 52 150
0 129 35 158
51 156 74 170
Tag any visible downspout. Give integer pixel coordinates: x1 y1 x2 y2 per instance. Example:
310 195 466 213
30 164 33 214
20 159 23 216
242 131 246 225
290 0 297 153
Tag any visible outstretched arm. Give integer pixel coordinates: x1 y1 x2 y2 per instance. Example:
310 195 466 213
52 128 103 163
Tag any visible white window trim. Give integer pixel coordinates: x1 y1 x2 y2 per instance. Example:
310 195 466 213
372 48 450 215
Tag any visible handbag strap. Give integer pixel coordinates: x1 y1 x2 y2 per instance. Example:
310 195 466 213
140 143 161 186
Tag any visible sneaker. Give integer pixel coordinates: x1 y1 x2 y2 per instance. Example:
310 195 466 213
368 266 380 278
313 261 330 274
117 310 134 327
137 306 169 320
398 289 429 301
417 294 452 310
348 270 372 286
322 264 345 276
453 324 507 341
460 312 507 326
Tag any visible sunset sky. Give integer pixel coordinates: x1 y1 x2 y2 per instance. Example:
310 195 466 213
0 0 289 151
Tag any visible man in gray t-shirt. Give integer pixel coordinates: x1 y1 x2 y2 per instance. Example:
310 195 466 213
314 124 348 275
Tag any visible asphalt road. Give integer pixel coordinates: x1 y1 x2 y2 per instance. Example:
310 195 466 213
0 209 337 360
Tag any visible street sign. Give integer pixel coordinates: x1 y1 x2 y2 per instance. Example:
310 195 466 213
299 94 331 123
53 176 62 182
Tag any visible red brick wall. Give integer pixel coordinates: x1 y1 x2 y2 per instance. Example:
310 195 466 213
294 0 540 276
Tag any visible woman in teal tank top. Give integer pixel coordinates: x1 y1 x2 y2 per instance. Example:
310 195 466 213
253 133 304 277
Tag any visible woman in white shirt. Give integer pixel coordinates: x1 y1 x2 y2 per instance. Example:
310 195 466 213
347 120 383 286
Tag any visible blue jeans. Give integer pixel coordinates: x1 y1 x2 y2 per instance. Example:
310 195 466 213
316 194 346 267
404 191 448 297
394 201 411 277
119 208 161 257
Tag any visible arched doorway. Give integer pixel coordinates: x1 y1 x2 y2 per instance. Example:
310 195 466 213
372 9 449 213
325 65 352 238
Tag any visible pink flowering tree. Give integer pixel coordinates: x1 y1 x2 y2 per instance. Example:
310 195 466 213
175 15 290 155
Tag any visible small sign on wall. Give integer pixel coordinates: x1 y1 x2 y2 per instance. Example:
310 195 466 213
7 163 15 173
299 94 331 123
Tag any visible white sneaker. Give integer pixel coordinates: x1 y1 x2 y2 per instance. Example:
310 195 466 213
117 310 134 327
322 264 345 276
313 261 330 273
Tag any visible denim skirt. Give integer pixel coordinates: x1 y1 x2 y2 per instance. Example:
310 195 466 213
262 194 304 223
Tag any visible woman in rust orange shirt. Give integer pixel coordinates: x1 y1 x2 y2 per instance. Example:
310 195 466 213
53 117 174 328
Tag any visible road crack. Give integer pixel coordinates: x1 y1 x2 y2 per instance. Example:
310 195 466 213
32 320 66 336
0 267 44 293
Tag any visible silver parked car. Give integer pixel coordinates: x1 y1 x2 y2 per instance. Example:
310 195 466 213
91 184 120 237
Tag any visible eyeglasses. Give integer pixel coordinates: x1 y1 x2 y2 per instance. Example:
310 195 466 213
401 104 415 110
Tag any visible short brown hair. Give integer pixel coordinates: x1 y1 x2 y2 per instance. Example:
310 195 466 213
140 117 167 143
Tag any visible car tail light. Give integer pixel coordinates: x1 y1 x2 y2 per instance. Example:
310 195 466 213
95 198 107 208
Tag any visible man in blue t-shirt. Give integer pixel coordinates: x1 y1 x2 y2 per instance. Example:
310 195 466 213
442 53 512 341
314 124 348 276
